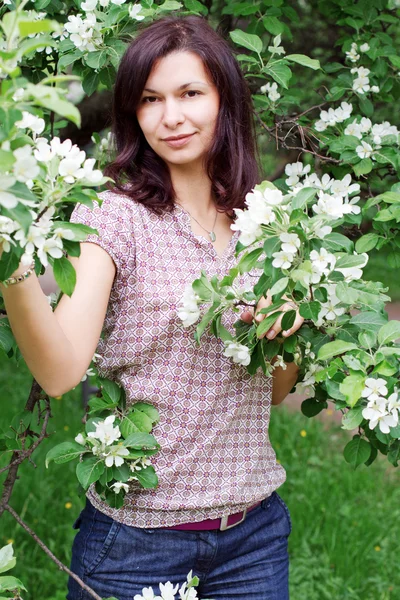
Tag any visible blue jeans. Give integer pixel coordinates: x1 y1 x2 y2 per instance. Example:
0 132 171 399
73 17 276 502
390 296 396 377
67 491 291 600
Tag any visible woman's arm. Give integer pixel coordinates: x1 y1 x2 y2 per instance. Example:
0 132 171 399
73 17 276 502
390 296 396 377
271 361 299 405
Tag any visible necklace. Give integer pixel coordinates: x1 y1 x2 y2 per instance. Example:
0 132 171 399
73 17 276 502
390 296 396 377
178 204 218 242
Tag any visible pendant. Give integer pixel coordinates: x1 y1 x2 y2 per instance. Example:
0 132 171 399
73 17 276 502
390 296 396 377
209 231 216 242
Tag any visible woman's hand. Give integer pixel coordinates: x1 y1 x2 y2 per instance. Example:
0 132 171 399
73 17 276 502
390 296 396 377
240 291 304 339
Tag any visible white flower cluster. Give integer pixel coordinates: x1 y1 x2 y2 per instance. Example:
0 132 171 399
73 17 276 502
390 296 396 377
285 164 361 220
362 379 400 434
134 571 200 600
295 363 324 397
64 13 103 52
350 66 379 95
75 415 129 467
178 284 201 327
349 120 399 160
315 101 353 132
231 188 284 246
223 340 251 366
260 82 280 102
272 232 300 269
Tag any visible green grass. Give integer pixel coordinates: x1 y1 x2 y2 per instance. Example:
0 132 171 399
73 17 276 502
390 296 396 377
1 353 400 600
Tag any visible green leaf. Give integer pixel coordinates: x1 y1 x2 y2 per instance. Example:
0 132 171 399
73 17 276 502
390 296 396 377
88 396 119 414
0 575 26 593
339 374 365 408
355 233 380 253
18 18 60 37
344 436 371 468
263 236 280 258
238 247 264 274
256 311 282 338
270 277 288 297
262 16 284 35
388 440 400 467
126 409 153 433
291 187 316 210
281 310 296 331
76 456 104 489
123 432 159 449
299 301 320 322
353 158 373 176
53 257 76 297
0 320 15 354
285 54 320 70
132 402 159 425
229 30 262 54
264 62 292 89
99 379 122 404
183 0 208 14
323 233 354 253
45 441 84 468
84 50 108 71
349 311 387 331
318 340 358 361
301 398 327 417
335 254 367 269
134 465 158 488
378 321 400 345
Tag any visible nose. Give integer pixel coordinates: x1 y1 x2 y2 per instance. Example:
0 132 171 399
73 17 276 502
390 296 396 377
161 98 185 129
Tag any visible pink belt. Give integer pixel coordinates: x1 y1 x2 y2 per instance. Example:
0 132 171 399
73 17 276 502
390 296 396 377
163 502 262 532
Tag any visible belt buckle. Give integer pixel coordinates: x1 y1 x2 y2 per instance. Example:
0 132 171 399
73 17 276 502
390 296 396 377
219 508 247 531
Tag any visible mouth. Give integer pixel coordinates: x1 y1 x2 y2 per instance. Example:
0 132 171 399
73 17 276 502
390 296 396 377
163 133 195 141
163 133 195 148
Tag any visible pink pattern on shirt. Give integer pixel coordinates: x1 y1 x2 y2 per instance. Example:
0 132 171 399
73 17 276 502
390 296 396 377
70 190 286 528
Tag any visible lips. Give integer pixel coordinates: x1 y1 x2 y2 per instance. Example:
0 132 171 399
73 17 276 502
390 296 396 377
163 133 194 141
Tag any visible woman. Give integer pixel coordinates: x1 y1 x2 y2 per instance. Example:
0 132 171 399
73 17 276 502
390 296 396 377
1 13 301 600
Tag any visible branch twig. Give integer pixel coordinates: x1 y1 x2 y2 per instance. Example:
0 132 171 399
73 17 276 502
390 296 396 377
5 504 103 600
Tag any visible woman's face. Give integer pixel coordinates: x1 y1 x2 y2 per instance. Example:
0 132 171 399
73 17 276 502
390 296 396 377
136 51 220 172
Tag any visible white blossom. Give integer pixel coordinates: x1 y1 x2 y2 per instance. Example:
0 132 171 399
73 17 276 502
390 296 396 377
15 111 45 135
37 237 63 268
129 3 146 20
260 81 281 102
350 66 370 78
159 581 179 600
272 250 295 269
284 162 311 187
360 43 370 52
334 101 353 122
104 444 130 467
330 174 360 198
13 146 40 182
81 0 97 10
230 209 262 246
75 158 103 183
177 284 200 327
344 119 363 139
87 415 121 446
134 587 162 600
345 42 360 62
0 176 19 209
111 481 130 494
75 433 86 445
371 85 380 93
352 76 370 94
223 341 251 366
356 141 373 159
279 232 300 254
318 296 345 321
58 151 86 183
359 117 372 133
361 378 388 402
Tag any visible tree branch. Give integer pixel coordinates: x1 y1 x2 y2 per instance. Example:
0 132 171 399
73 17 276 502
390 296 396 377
5 504 103 600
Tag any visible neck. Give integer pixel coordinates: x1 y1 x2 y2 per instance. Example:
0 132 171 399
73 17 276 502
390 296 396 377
170 165 215 219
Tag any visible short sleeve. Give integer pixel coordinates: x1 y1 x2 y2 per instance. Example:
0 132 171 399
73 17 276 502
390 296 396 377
69 190 136 273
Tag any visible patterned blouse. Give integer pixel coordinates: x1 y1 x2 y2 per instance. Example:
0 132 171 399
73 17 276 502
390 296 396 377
70 190 286 528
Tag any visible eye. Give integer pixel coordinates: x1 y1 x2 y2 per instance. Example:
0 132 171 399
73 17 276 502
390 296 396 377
142 96 158 103
184 90 201 98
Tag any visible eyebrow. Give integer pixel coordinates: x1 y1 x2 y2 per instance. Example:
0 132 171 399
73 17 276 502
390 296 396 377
143 81 208 93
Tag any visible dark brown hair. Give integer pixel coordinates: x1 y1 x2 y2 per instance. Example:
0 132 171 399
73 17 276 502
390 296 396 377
105 14 260 215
